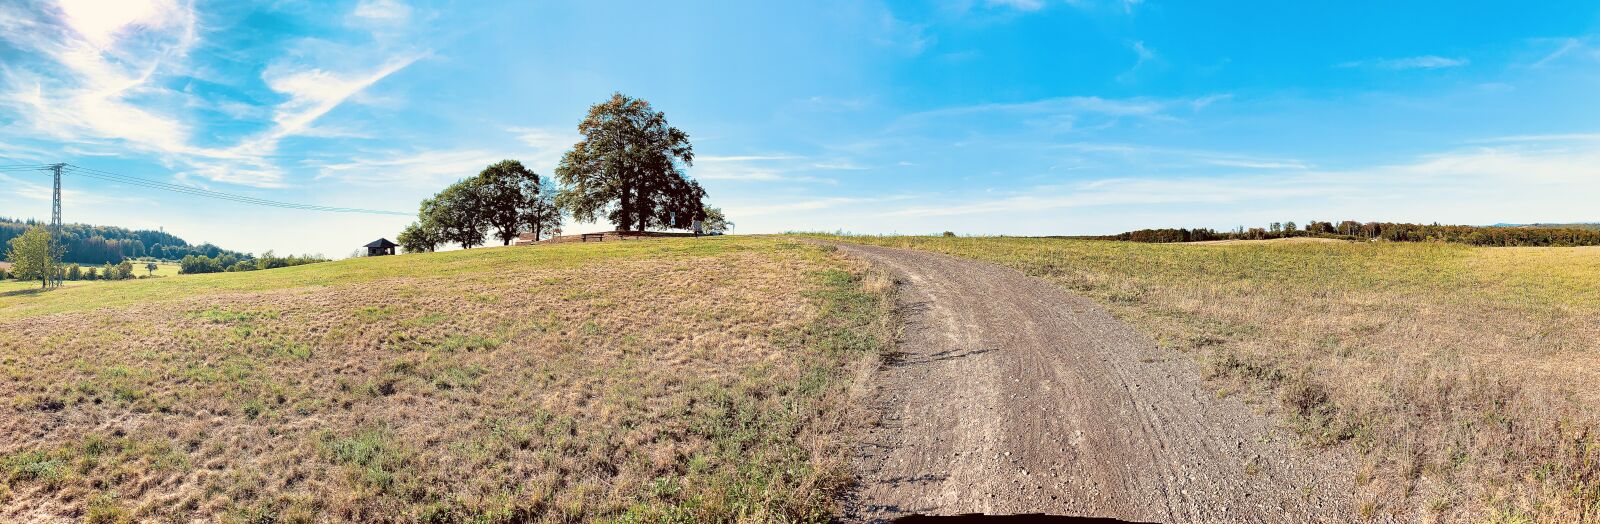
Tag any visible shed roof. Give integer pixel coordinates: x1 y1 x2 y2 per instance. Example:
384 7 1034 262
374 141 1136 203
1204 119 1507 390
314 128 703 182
365 238 398 248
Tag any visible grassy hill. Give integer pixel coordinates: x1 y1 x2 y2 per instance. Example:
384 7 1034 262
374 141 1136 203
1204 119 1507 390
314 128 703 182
0 237 893 522
820 235 1600 522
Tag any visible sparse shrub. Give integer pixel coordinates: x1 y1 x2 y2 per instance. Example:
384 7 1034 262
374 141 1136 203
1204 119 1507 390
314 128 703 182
84 492 130 524
4 450 63 483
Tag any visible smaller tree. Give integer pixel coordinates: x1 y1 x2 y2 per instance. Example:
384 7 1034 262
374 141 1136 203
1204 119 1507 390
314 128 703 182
85 267 98 280
146 262 158 276
116 260 134 280
700 207 732 234
397 221 442 253
5 227 57 288
522 179 563 242
67 263 81 280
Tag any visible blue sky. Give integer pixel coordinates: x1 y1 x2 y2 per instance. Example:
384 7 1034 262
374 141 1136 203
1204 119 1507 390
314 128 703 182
1 0 1598 257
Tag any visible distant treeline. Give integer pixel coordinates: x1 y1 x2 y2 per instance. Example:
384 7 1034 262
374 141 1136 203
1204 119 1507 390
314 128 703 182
0 217 248 264
1110 220 1600 247
178 251 326 274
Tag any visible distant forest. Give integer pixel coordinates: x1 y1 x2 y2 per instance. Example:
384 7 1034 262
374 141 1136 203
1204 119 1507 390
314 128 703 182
0 217 249 265
1109 220 1600 247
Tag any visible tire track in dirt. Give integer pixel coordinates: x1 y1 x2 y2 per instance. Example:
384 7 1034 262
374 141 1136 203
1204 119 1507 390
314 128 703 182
835 242 1372 523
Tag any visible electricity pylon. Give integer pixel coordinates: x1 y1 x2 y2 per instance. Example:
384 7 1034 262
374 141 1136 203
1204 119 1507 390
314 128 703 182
49 163 64 287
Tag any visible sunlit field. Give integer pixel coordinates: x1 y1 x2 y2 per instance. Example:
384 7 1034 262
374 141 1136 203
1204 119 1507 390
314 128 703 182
0 261 180 297
0 238 894 522
821 235 1600 522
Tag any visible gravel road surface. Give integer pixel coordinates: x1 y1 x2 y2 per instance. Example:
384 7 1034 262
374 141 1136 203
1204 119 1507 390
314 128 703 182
834 242 1368 523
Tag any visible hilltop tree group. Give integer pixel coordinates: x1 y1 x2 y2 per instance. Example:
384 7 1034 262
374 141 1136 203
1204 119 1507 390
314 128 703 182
400 160 560 252
399 92 726 253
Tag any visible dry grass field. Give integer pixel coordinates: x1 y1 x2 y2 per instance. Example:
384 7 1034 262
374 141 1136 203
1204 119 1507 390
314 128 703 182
822 235 1600 523
0 237 894 522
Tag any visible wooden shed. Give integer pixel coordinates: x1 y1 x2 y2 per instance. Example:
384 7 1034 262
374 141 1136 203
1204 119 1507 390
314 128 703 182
365 238 398 256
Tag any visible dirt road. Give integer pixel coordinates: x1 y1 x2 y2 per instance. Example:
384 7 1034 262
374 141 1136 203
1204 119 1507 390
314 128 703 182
834 242 1366 523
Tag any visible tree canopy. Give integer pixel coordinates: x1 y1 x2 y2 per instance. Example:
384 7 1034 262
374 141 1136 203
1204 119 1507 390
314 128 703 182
555 92 705 232
5 226 59 288
397 221 442 254
421 177 491 250
478 160 544 246
404 160 565 250
701 206 732 234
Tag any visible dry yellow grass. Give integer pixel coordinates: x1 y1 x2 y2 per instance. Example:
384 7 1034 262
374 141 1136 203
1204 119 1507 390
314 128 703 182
820 235 1600 523
0 237 895 522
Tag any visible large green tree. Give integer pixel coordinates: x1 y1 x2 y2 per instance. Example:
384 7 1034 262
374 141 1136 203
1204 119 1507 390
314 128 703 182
421 177 491 249
555 92 706 232
5 226 59 288
478 160 543 245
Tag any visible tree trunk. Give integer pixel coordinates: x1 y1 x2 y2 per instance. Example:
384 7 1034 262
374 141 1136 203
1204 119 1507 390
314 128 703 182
619 182 633 232
632 185 644 232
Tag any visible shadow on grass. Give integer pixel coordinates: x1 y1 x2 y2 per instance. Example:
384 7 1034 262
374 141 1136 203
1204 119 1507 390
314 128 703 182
1 287 51 298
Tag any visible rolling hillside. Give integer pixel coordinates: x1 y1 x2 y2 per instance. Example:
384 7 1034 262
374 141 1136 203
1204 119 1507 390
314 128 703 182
0 237 893 522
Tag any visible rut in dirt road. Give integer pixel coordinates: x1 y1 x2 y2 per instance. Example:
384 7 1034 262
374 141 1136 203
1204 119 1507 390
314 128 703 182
836 242 1372 523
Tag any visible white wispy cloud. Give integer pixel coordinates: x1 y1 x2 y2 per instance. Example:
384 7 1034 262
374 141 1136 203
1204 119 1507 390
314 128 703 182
0 0 426 189
0 0 200 156
1530 37 1600 68
508 127 579 172
895 96 1179 131
0 172 154 205
1468 133 1600 144
256 54 422 145
724 194 918 217
1051 142 1312 170
698 155 804 163
688 153 866 184
1116 40 1156 83
872 7 932 55
881 177 1332 218
1205 159 1310 170
870 142 1600 225
313 148 501 187
1190 93 1232 111
984 0 1045 11
1338 55 1469 70
353 0 413 24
